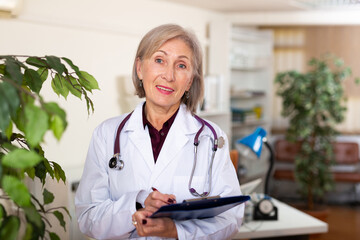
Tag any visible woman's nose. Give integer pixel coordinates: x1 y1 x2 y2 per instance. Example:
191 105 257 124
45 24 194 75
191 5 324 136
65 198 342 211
162 65 175 81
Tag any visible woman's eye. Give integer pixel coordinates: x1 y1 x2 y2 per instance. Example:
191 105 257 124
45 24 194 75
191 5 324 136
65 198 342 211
178 64 186 69
155 58 163 63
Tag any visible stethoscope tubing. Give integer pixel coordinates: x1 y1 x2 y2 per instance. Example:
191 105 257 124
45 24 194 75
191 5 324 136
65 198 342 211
110 111 218 197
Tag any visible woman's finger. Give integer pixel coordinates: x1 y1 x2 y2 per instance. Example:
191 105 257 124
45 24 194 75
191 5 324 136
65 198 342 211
144 191 177 211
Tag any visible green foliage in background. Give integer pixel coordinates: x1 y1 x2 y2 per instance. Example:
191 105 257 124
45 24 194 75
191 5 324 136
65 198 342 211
275 54 358 210
0 55 99 239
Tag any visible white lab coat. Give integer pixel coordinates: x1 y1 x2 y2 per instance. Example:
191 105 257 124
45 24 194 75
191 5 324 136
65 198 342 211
75 102 244 240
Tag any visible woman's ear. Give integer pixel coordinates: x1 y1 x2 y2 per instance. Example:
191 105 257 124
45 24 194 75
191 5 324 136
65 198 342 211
136 58 143 80
186 78 193 91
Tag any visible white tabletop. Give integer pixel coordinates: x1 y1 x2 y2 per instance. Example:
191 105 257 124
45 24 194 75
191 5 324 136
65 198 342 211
233 199 328 239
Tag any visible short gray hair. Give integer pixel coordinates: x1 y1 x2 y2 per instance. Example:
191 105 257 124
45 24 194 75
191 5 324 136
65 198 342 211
132 24 204 114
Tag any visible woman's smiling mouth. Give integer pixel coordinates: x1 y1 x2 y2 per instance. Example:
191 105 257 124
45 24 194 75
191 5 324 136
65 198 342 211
156 85 174 93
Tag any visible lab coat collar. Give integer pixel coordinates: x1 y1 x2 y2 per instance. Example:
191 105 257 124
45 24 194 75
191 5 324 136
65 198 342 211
124 102 198 186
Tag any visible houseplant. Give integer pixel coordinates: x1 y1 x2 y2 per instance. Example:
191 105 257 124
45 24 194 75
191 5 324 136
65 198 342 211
0 55 99 239
275 54 358 211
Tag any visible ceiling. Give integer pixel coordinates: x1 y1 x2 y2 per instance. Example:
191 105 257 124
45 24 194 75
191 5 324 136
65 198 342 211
161 0 360 12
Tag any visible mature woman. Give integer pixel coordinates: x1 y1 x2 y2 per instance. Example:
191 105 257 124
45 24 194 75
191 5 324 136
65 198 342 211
75 24 244 239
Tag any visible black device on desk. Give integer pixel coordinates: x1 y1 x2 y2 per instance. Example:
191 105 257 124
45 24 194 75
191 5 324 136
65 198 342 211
253 196 278 220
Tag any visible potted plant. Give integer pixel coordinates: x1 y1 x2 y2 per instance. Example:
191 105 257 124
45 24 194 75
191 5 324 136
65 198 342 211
0 55 99 239
275 54 358 211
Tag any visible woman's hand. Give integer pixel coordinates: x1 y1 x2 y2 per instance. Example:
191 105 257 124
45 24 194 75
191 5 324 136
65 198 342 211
132 210 178 238
143 189 176 213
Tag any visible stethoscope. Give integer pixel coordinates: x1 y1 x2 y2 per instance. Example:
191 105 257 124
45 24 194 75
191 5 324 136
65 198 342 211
108 112 221 197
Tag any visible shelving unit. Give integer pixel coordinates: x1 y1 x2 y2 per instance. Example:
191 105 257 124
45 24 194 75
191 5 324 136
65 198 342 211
230 27 274 148
204 23 274 184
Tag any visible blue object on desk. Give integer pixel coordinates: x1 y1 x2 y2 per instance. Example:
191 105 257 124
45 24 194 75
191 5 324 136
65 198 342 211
236 127 274 195
150 195 250 220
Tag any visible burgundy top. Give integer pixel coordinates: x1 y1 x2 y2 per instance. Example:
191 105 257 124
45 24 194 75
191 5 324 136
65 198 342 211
142 104 179 162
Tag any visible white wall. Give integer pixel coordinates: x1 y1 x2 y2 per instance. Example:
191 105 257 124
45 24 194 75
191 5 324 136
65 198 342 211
1 1 224 238
0 0 223 171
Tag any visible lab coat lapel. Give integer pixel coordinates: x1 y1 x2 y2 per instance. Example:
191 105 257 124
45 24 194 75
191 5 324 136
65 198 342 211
149 105 198 186
126 103 155 171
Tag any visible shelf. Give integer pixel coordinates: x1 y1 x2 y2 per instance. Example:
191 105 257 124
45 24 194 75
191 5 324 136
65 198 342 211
231 90 266 100
232 119 267 128
231 66 268 71
274 45 304 49
197 110 229 118
230 56 271 71
232 30 272 43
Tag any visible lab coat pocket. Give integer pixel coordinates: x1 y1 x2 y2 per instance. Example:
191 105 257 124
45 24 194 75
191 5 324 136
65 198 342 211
173 176 205 202
108 159 136 199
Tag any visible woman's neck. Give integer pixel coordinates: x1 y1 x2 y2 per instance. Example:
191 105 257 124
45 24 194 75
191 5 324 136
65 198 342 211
145 102 180 130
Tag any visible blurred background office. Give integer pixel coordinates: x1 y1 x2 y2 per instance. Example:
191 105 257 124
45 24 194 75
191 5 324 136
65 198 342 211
1 0 360 239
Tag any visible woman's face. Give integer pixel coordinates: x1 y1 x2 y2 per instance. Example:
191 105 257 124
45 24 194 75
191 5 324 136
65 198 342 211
136 38 193 112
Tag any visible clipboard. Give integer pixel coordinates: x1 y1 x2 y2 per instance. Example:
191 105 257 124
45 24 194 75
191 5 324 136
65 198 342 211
150 195 250 220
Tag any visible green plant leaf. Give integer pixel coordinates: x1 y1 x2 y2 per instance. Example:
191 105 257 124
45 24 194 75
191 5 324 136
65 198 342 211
34 161 47 184
24 69 43 93
44 102 67 140
24 205 42 228
50 115 66 140
355 77 360 85
52 161 66 183
0 82 19 115
0 63 5 74
0 82 20 132
51 74 69 99
45 56 66 75
53 210 66 231
0 216 20 240
43 159 54 179
5 121 13 139
79 71 100 92
0 204 7 226
43 188 54 205
23 223 33 240
0 92 11 132
25 167 35 179
24 103 49 147
28 218 45 239
62 57 80 74
5 58 23 84
26 57 48 68
0 159 2 179
57 206 71 219
49 232 61 240
2 175 31 207
44 102 66 120
64 76 82 99
37 67 49 83
2 149 42 169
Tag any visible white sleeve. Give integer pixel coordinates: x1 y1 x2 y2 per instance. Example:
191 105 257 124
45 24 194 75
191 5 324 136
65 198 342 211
74 125 148 240
174 132 244 240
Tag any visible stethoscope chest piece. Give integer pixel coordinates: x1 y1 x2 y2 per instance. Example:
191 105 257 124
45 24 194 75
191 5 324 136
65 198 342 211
109 154 124 170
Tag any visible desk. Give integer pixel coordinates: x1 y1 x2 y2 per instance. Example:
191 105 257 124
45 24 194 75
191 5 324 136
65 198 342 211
233 199 328 239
